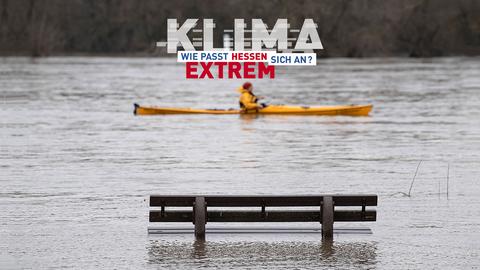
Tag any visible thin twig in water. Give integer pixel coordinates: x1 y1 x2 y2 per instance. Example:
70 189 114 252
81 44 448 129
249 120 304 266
408 160 422 197
446 163 450 199
389 191 409 197
438 173 441 198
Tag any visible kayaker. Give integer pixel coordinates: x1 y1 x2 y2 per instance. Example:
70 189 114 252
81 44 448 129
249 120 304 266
237 82 266 112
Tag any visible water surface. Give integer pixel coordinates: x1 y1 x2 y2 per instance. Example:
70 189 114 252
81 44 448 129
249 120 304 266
1 57 479 269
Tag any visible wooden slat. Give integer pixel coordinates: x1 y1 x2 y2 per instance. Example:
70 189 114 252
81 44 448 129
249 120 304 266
208 211 320 222
150 210 192 222
149 210 376 222
150 195 377 207
206 196 323 207
333 195 377 206
335 210 376 222
150 196 195 207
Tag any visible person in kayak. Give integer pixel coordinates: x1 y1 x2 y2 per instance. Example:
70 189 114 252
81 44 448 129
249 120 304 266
237 82 266 112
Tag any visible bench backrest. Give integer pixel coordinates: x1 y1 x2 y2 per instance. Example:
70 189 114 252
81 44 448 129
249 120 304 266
150 195 377 206
149 195 377 223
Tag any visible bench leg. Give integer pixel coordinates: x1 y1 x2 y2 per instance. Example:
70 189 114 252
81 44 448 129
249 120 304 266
194 197 206 240
322 196 334 239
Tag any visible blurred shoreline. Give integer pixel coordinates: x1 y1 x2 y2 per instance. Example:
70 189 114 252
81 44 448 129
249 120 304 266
1 0 479 58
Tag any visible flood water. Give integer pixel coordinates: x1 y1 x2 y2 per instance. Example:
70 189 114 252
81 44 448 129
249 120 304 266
1 57 479 269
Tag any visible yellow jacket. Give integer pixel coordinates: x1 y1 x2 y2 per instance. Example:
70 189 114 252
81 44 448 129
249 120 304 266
238 87 261 111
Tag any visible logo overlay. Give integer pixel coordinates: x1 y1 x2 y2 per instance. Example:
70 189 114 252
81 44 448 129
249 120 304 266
157 19 324 79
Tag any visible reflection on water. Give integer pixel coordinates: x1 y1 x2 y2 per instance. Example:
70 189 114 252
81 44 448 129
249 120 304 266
147 239 377 269
239 114 261 125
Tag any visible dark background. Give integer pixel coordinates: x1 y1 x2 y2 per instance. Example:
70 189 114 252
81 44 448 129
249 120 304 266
1 0 479 57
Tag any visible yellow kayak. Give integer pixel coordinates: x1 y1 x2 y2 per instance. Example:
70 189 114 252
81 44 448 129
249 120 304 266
134 103 372 116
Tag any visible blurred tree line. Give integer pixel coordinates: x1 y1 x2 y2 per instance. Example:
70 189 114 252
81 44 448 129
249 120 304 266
0 0 479 57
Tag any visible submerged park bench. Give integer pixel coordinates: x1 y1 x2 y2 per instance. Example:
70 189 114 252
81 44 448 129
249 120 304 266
149 195 377 240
